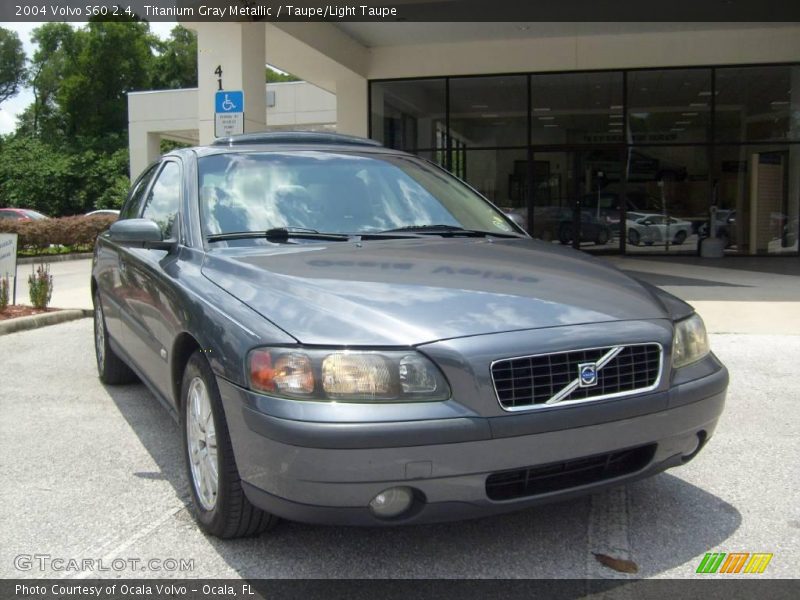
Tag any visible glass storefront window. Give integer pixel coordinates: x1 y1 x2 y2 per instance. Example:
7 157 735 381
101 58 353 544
530 71 624 146
711 145 799 254
715 65 800 143
624 146 709 254
370 79 446 151
627 69 712 144
460 149 529 214
370 64 800 257
449 76 528 147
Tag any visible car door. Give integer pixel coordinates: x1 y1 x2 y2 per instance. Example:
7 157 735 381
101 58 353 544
119 159 184 401
95 164 158 342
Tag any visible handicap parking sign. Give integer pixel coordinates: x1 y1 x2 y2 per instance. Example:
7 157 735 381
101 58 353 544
215 90 244 113
215 90 244 137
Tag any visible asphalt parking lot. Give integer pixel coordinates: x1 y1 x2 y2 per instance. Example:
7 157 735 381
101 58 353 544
1 317 798 579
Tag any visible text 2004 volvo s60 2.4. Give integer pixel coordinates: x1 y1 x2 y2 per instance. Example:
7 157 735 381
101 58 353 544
91 133 727 538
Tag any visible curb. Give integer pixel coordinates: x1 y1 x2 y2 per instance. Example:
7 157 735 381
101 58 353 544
17 253 93 265
0 308 92 336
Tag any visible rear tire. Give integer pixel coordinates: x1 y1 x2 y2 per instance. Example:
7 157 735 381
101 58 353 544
594 228 609 245
181 351 278 538
93 291 137 385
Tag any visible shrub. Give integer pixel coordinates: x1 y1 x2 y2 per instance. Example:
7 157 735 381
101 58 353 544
0 214 117 255
0 276 8 312
28 263 53 310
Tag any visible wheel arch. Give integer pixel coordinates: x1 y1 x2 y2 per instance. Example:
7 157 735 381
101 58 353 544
171 332 202 409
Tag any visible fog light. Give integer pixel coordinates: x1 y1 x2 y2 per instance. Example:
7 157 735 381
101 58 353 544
369 487 414 518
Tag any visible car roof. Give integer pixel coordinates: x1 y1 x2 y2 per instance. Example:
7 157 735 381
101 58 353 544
169 132 409 160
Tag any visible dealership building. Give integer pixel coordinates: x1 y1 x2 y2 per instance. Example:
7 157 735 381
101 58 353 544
128 20 800 257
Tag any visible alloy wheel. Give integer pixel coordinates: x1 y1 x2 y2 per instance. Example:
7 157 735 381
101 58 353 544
186 376 219 511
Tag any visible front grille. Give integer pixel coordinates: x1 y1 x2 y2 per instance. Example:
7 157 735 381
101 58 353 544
485 444 656 501
491 344 662 410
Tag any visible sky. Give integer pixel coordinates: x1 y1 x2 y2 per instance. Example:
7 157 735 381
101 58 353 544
0 21 177 135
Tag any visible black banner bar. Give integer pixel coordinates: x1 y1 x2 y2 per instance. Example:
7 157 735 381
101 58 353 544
1 0 800 22
2 579 800 600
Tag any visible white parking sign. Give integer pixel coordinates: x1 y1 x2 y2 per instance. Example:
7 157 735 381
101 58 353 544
0 233 17 278
215 90 244 138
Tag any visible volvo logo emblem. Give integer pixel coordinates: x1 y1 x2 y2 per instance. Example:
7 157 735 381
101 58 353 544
578 362 598 387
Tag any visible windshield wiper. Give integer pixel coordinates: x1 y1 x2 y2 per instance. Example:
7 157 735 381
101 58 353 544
380 224 523 238
207 228 350 243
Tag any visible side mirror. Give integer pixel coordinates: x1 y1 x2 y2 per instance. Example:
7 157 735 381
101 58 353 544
109 219 174 250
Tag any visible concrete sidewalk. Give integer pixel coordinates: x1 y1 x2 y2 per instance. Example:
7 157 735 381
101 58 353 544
16 255 800 335
608 256 800 335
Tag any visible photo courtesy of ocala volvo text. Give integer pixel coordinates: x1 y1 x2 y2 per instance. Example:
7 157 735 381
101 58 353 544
91 132 728 538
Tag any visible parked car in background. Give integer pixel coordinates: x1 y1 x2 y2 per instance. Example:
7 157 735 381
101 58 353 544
85 209 120 218
92 132 727 538
0 208 49 221
503 206 612 245
627 213 692 246
579 192 647 233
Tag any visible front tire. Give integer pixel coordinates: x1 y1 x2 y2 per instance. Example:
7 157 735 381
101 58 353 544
627 229 641 246
673 230 687 245
181 351 278 538
93 291 137 385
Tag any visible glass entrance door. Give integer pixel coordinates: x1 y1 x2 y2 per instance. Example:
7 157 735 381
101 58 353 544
529 149 624 253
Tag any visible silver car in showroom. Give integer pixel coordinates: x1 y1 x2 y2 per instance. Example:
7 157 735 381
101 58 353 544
91 133 728 538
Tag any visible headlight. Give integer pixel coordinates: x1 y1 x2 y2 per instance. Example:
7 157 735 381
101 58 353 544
672 314 710 368
248 348 451 402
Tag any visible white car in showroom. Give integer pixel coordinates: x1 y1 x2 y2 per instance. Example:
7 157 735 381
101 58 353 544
626 212 692 246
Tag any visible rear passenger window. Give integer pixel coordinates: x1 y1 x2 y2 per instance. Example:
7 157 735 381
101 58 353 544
142 162 181 239
120 165 157 220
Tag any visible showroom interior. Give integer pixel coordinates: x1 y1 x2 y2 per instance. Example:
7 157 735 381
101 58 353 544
130 21 800 258
369 64 800 256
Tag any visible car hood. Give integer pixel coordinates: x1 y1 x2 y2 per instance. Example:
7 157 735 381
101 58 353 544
201 237 671 346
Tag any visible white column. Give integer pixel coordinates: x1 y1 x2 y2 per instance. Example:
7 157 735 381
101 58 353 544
335 74 368 137
195 22 267 144
128 129 161 179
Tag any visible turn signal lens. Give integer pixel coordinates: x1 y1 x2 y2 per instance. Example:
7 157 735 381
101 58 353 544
249 350 314 396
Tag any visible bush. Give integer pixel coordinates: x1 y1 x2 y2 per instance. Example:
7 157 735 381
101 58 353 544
28 263 53 309
0 276 8 311
0 214 117 254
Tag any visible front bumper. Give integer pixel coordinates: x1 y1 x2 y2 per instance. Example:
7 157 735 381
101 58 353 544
219 359 727 526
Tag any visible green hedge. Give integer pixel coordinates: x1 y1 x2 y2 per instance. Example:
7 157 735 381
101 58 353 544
0 214 117 254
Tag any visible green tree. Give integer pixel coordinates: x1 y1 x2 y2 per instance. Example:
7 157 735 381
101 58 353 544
56 19 155 141
0 27 27 105
152 26 197 89
0 136 74 215
21 23 77 138
266 66 299 83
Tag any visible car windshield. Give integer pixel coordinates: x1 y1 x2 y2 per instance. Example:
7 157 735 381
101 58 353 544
197 151 518 238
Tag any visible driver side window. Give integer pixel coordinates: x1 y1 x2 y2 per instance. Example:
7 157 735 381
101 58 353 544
142 162 181 239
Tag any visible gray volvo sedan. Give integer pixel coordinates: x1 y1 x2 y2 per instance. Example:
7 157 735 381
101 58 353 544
91 132 727 538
